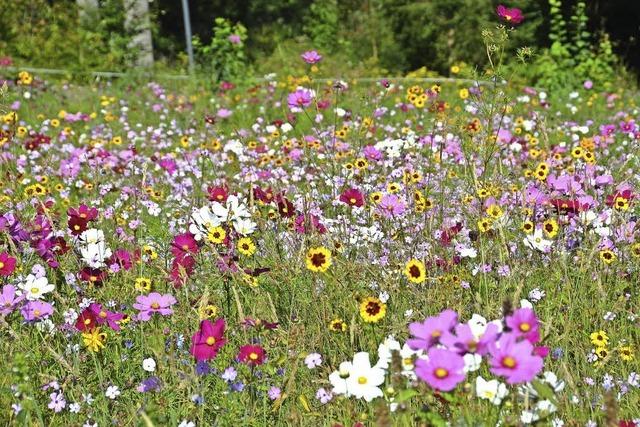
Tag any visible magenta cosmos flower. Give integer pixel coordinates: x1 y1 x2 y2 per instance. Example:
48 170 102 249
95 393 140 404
0 252 16 277
415 348 465 391
300 50 323 64
496 4 524 25
505 307 540 344
488 333 543 384
238 344 266 366
377 194 406 218
21 300 53 321
408 309 458 351
133 292 177 321
89 302 125 331
190 318 227 361
287 88 314 111
0 285 24 315
339 188 365 207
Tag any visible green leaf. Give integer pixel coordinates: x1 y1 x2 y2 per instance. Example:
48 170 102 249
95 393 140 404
395 388 420 403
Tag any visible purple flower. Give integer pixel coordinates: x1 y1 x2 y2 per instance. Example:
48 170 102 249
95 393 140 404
217 108 232 119
0 285 24 315
132 292 177 321
21 300 53 321
300 50 322 64
221 366 237 382
316 387 333 404
407 309 458 351
415 348 465 391
228 34 242 45
267 386 281 400
287 88 314 111
137 376 161 393
377 194 406 218
488 333 543 384
48 391 66 413
304 352 322 368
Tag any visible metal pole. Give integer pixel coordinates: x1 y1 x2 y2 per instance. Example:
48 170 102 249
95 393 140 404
181 0 195 74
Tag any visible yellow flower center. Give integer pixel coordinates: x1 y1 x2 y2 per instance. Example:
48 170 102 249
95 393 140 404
30 287 39 294
34 309 41 317
519 322 531 332
502 356 517 368
434 368 448 379
0 262 4 269
249 352 259 360
357 376 368 385
99 311 107 318
151 302 160 309
206 336 216 346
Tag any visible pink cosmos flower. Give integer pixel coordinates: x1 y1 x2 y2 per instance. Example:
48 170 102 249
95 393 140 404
377 194 406 218
133 292 177 321
505 308 540 343
0 252 16 277
407 309 458 351
21 300 54 321
415 348 465 391
300 50 323 64
0 285 24 315
440 322 499 356
287 88 314 111
488 333 543 384
228 34 242 44
496 5 524 25
190 318 226 361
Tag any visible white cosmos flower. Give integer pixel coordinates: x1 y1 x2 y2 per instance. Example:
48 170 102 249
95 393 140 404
344 352 385 402
19 274 54 300
329 361 353 396
375 336 401 370
523 228 552 252
225 195 251 221
476 376 508 405
463 353 482 372
232 218 257 235
80 242 112 268
79 228 105 245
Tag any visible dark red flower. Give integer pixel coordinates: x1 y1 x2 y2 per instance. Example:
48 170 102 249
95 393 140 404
80 267 107 285
0 252 16 277
68 204 98 222
339 188 365 207
207 186 228 203
238 344 266 366
75 309 98 332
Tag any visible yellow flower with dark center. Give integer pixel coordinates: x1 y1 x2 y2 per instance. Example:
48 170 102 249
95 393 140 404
631 243 640 258
82 328 107 352
521 220 534 234
614 196 629 211
618 346 634 362
599 249 616 264
595 347 608 359
477 218 492 233
207 226 226 244
237 237 256 256
329 318 347 332
590 330 609 347
486 204 503 219
370 192 383 204
198 304 219 319
359 297 387 323
306 247 332 272
542 219 559 238
404 259 426 284
459 88 469 99
135 277 152 292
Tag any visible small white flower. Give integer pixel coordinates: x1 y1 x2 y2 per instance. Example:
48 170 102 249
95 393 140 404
105 385 120 400
475 376 508 405
178 421 196 427
142 358 156 372
378 291 389 303
304 353 322 369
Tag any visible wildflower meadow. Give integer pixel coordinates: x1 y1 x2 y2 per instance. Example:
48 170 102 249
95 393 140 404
1 2 640 426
